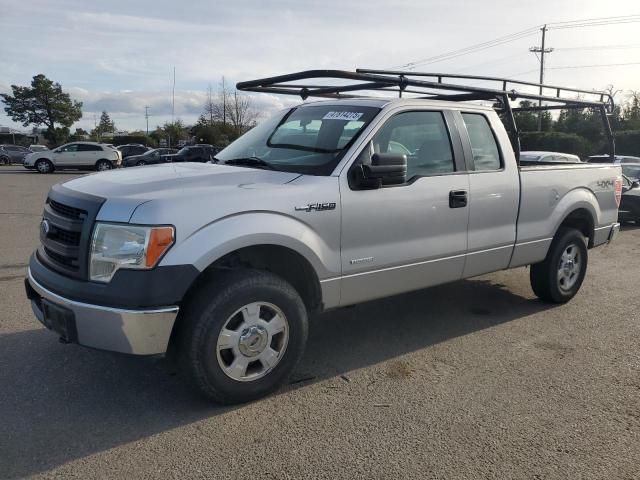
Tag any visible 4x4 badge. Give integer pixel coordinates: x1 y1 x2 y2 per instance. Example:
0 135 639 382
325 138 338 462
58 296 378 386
294 202 336 212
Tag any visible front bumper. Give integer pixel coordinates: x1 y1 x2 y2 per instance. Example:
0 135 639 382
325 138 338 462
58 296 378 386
26 268 179 355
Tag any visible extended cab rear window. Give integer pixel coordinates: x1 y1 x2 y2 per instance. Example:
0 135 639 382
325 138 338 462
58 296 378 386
462 113 501 171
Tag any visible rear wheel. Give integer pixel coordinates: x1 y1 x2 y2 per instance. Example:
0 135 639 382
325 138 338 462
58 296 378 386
178 270 308 404
96 160 113 171
530 227 588 303
0 155 9 165
136 160 146 166
35 159 53 174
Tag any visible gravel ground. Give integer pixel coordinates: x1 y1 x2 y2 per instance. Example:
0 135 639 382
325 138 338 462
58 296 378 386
0 165 639 479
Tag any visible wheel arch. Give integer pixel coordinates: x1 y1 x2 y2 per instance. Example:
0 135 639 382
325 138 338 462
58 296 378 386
557 207 595 247
549 188 601 248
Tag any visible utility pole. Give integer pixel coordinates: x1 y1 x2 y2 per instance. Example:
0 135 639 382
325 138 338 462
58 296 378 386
144 106 150 136
529 24 553 131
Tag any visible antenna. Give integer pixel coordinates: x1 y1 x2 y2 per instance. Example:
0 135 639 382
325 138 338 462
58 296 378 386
171 67 176 123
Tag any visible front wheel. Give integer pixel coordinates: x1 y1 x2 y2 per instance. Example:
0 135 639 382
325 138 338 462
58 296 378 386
136 160 146 166
530 227 588 303
0 156 9 165
35 159 53 174
178 270 308 404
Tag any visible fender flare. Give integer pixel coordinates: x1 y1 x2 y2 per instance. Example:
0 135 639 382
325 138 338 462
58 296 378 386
159 211 339 279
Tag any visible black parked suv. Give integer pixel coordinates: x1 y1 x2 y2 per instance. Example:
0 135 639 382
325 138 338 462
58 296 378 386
165 144 221 163
122 148 179 167
117 144 150 158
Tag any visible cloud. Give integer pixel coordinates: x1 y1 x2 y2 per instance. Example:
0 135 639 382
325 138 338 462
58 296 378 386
61 87 299 130
2 0 640 132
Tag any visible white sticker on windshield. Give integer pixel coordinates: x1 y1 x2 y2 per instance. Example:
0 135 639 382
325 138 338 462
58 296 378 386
322 111 364 121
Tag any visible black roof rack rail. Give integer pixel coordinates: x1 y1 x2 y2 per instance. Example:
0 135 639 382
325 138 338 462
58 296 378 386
236 68 614 112
236 69 615 161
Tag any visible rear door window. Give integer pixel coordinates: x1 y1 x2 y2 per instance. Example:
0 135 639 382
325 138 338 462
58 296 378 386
461 113 501 171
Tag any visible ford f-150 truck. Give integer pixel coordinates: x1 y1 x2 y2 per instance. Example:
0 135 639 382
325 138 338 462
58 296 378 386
25 70 622 404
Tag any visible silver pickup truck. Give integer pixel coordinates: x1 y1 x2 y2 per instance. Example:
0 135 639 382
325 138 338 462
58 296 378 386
25 70 622 404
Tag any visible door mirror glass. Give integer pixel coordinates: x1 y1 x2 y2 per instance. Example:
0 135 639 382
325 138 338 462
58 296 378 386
359 152 407 188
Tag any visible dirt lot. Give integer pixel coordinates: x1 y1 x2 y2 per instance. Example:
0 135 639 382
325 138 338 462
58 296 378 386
1 166 639 479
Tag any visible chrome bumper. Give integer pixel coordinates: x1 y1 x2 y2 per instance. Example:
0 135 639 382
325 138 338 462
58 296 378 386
608 222 621 243
26 268 179 355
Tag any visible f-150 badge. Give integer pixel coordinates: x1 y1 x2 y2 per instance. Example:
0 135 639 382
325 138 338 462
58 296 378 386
295 202 336 212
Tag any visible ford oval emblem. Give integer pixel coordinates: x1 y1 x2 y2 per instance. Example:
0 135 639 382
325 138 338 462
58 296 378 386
40 219 50 236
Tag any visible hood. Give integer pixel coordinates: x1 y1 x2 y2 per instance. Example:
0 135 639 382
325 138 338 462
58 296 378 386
61 162 301 221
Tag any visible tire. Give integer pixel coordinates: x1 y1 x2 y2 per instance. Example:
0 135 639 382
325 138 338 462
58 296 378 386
136 160 146 166
178 269 308 404
35 159 53 174
96 159 113 171
530 227 588 303
0 156 9 165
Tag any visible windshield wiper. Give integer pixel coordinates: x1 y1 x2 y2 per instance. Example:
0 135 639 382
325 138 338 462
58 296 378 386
223 157 279 171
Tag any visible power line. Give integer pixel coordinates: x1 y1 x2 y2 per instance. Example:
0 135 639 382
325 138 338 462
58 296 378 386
548 15 640 30
554 44 640 51
393 26 540 69
547 61 640 70
548 14 640 27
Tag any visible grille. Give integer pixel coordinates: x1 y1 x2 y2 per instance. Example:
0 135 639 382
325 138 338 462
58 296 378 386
49 227 81 246
43 246 78 270
49 199 86 220
39 190 103 279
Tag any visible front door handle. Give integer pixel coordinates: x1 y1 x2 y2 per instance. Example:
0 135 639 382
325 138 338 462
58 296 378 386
449 189 468 208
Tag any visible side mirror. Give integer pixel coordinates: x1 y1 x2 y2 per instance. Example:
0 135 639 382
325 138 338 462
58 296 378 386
359 152 407 188
632 180 640 189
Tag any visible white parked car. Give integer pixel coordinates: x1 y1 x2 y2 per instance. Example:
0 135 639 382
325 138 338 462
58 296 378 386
23 142 122 173
520 151 582 163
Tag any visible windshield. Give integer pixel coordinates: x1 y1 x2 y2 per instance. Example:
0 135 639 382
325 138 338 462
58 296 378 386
216 105 380 175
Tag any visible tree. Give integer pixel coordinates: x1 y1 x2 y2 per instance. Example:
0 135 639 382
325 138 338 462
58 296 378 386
204 77 231 125
1 74 82 145
162 119 188 147
93 110 116 140
513 100 552 132
622 90 640 130
227 91 259 136
191 114 235 146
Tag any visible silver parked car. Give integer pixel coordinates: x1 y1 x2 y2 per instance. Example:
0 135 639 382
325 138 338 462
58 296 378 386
0 144 31 164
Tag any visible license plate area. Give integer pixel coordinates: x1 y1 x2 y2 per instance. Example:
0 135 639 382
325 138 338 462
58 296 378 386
41 299 78 343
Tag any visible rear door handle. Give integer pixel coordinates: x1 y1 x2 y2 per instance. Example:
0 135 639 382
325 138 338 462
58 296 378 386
449 189 468 208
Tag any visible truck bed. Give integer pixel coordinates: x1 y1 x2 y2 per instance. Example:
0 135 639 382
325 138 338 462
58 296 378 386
509 162 621 268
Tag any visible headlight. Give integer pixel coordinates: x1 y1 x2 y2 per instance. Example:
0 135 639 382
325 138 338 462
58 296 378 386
89 223 175 283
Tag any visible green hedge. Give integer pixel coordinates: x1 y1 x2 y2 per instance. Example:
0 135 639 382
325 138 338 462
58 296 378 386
111 135 157 147
612 130 640 157
519 132 594 158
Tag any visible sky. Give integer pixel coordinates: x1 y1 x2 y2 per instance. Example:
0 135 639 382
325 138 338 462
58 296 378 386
1 0 639 133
